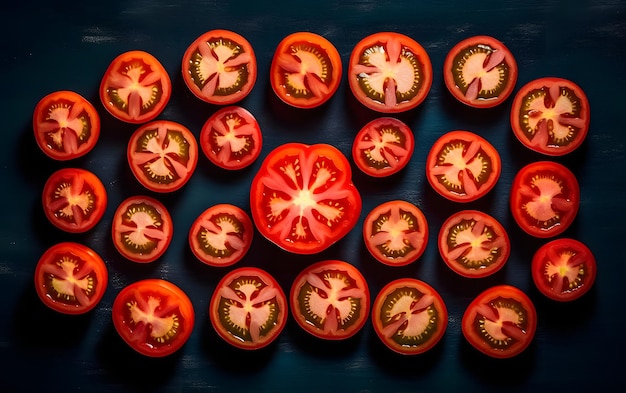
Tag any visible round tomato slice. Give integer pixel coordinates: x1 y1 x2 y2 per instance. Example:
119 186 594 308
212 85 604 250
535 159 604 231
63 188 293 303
510 161 580 238
127 120 198 193
511 77 590 156
99 50 171 124
112 278 195 357
42 168 107 233
348 32 433 113
200 106 262 170
363 200 428 266
531 238 596 302
182 29 257 105
209 267 288 350
270 32 342 109
250 143 362 255
33 90 100 161
462 285 537 359
352 117 415 177
34 242 108 315
188 204 253 267
111 195 173 263
290 260 370 340
438 210 510 278
372 278 447 355
426 130 501 202
443 35 518 108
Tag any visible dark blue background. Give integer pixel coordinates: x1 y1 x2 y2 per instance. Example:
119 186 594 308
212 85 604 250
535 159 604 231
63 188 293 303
2 1 625 391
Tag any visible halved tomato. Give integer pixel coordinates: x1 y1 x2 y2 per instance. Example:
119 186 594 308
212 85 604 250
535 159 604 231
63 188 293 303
182 29 257 105
290 260 370 340
510 161 580 238
250 143 362 255
209 267 288 350
127 120 198 193
99 50 171 124
462 285 537 359
352 117 415 177
348 32 433 113
270 32 342 108
34 242 108 315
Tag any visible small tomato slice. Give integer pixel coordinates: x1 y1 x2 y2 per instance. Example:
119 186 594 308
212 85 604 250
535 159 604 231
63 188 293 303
99 50 171 124
182 29 257 105
112 279 195 357
270 32 342 108
511 77 590 156
510 161 580 238
209 267 287 350
290 260 370 340
462 285 537 359
531 238 596 302
363 200 428 266
34 242 108 315
250 143 362 255
352 117 415 177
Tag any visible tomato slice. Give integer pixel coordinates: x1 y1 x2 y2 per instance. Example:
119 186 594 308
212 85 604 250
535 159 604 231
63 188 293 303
510 161 580 238
182 29 257 105
462 285 537 359
426 130 501 202
531 238 596 302
127 120 198 193
348 32 433 113
290 260 370 340
511 77 590 156
34 242 108 315
111 195 173 263
438 210 510 278
209 267 288 350
188 204 253 267
112 278 195 357
443 35 518 108
33 90 100 161
352 117 415 177
270 32 342 109
363 200 428 266
99 50 171 124
250 143 362 255
200 106 262 170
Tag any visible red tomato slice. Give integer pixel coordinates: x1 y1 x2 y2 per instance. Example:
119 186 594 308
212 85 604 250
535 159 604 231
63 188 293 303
182 29 257 105
111 195 173 263
250 143 362 255
200 106 262 170
443 35 518 108
127 120 198 193
511 77 590 156
42 168 107 233
426 130 501 202
112 278 195 357
99 50 171 124
34 242 108 315
462 285 537 359
348 32 433 113
270 32 342 109
363 200 428 266
290 260 370 340
188 204 253 267
438 210 510 278
510 161 580 238
352 117 415 177
209 267 288 350
372 278 447 355
531 238 596 302
33 90 100 160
